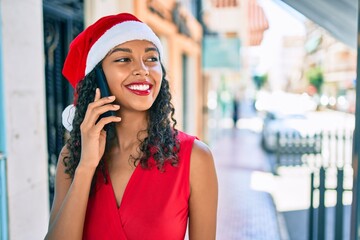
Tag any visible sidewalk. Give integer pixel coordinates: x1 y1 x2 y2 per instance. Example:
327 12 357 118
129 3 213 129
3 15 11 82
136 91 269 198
212 128 353 240
273 166 352 240
212 128 285 240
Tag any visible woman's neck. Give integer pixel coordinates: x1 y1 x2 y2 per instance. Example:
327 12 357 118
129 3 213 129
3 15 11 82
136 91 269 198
113 110 148 151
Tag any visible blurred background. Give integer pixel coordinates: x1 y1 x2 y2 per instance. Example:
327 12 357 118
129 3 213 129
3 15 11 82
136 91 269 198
0 0 358 239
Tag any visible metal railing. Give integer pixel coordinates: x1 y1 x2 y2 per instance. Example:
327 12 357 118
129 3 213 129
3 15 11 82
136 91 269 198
273 130 353 240
274 131 323 172
274 130 353 170
0 152 8 240
308 166 352 240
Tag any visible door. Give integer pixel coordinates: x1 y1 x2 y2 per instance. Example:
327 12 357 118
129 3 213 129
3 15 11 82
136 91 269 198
43 0 84 205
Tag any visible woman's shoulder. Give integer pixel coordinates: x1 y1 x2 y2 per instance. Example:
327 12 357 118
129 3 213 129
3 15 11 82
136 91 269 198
191 139 213 164
176 130 210 152
176 130 212 156
189 137 217 201
175 130 214 168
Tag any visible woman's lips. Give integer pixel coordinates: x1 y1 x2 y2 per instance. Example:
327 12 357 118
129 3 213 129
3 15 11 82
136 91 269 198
126 83 153 96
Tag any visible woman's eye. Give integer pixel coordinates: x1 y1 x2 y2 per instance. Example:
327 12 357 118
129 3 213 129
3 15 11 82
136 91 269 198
147 57 159 62
115 58 131 62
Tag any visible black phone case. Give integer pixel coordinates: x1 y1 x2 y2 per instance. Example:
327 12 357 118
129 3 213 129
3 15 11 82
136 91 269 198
95 66 116 121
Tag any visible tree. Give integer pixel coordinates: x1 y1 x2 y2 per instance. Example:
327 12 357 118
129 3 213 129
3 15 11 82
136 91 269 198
306 66 324 93
253 73 268 90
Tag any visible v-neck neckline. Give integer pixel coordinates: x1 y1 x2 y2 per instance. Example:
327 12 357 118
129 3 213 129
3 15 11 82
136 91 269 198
106 163 140 210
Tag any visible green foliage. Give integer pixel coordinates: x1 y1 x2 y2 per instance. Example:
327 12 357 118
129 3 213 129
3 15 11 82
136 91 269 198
253 74 268 90
306 67 324 93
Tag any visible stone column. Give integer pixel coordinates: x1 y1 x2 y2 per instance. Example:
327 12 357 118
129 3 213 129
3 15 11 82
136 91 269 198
0 0 49 239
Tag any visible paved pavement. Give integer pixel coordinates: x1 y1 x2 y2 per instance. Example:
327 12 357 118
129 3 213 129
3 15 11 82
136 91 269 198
211 112 354 239
212 128 284 240
207 102 356 240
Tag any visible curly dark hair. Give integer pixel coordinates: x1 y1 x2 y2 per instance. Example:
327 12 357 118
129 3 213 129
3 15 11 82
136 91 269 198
63 63 179 187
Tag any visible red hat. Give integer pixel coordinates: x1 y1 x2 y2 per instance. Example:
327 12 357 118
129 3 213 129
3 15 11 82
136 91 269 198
62 12 163 89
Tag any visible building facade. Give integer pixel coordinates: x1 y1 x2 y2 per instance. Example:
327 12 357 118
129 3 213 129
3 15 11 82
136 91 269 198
201 0 268 141
303 20 357 113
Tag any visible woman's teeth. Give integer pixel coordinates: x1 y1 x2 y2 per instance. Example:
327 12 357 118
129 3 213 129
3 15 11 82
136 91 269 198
128 84 150 91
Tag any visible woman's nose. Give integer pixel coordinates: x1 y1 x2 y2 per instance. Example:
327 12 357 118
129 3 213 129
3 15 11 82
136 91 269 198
132 61 149 76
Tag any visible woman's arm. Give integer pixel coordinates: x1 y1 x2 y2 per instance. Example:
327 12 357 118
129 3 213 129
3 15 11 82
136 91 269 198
45 89 121 239
44 146 96 240
188 139 218 240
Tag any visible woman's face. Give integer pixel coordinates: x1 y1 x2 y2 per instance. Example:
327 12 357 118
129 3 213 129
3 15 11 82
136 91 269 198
101 40 163 112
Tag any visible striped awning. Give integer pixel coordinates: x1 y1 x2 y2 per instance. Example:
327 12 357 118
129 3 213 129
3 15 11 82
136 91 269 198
211 0 239 8
247 0 269 46
210 0 269 46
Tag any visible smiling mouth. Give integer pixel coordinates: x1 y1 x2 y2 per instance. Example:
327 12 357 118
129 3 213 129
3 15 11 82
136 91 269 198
127 84 151 91
126 83 153 95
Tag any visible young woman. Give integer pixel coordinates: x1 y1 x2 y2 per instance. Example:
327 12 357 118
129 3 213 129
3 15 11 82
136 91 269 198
45 13 218 240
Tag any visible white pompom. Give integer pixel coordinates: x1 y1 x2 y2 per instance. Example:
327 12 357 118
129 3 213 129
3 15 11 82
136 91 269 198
62 104 76 132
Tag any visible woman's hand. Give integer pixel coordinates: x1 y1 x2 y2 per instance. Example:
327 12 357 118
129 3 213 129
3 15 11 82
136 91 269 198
78 88 121 170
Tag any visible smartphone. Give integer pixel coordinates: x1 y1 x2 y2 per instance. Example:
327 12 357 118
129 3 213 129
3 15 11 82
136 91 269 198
95 66 116 121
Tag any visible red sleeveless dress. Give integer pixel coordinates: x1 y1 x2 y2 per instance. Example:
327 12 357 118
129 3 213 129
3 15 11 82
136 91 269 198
82 131 195 240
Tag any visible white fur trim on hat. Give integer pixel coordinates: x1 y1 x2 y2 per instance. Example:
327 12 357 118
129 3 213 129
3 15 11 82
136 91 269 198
62 104 76 132
85 21 163 75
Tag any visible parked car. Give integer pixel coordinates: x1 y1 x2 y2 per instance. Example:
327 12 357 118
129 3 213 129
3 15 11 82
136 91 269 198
255 91 318 114
261 111 321 153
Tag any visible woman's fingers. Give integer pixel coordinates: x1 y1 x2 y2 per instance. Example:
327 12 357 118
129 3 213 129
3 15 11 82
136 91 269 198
86 104 120 126
90 95 116 109
94 88 101 101
82 89 119 128
78 88 121 168
93 115 122 132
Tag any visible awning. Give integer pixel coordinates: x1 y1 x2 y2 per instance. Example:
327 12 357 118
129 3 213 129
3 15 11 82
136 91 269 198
247 0 269 46
277 0 357 49
207 0 269 46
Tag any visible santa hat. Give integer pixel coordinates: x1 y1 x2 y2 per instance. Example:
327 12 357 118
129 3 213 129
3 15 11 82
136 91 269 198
62 12 163 131
62 12 163 89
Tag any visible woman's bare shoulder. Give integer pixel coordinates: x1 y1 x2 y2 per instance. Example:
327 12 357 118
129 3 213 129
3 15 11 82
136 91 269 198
190 139 217 182
188 139 218 239
191 139 214 165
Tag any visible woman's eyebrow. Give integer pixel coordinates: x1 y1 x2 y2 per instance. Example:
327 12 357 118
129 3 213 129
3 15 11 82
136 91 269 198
108 47 132 55
145 47 158 53
108 47 158 56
